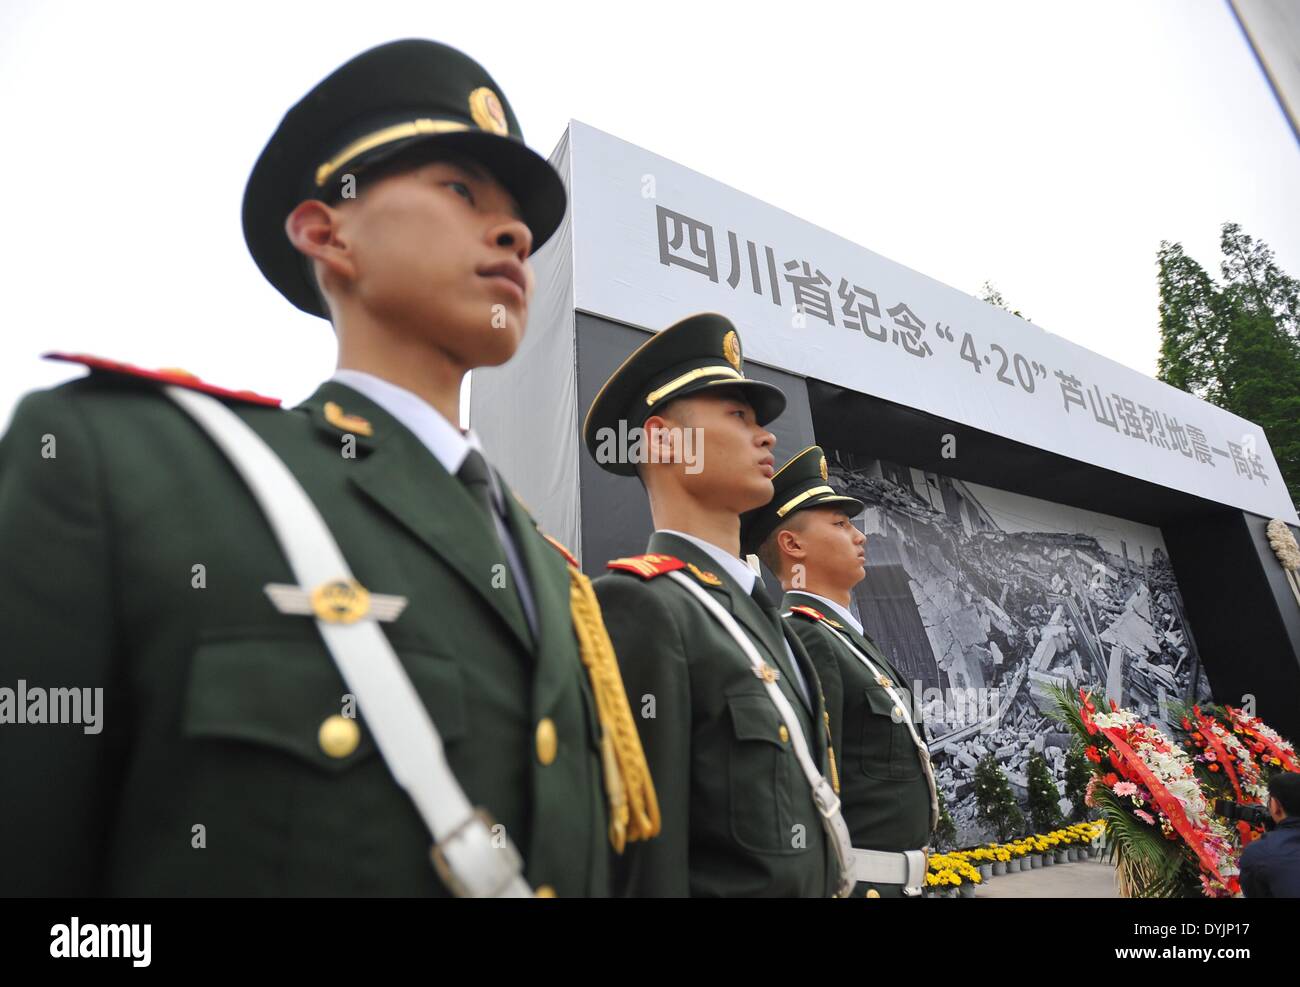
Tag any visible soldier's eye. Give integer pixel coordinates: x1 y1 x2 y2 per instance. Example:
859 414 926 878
446 181 476 205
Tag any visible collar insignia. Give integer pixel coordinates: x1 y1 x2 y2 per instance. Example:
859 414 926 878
324 401 374 436
686 562 722 586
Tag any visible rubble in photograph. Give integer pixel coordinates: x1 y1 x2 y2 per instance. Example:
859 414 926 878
831 457 1212 844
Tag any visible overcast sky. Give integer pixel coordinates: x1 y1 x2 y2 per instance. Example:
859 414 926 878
1 0 1295 432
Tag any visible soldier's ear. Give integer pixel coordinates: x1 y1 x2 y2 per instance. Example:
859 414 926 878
286 199 357 295
643 414 676 460
776 526 805 560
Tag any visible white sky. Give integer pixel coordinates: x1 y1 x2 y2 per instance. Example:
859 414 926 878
1 0 1296 433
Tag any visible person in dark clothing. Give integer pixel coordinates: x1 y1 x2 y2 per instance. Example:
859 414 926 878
1239 772 1300 898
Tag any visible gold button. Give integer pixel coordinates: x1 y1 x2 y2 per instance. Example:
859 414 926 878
779 725 790 743
880 677 892 688
893 706 904 719
866 889 881 898
318 715 360 758
535 885 557 898
536 718 558 765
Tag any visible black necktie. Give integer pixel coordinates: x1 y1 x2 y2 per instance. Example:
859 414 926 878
456 449 536 643
749 580 788 651
456 448 502 521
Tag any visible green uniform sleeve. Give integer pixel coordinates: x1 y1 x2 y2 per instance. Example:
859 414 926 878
593 574 691 897
0 388 128 894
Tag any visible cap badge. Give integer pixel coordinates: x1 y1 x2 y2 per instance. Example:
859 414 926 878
819 454 828 481
722 330 742 372
468 87 509 135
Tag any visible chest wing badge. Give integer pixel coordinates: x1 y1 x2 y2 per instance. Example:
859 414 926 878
264 579 408 624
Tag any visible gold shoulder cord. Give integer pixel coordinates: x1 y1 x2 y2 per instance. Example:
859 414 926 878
566 566 661 851
822 704 840 794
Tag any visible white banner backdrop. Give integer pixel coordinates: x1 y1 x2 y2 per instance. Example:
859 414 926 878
567 121 1297 524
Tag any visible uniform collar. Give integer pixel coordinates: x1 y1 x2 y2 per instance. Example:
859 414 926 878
788 590 863 635
331 368 483 477
657 529 756 594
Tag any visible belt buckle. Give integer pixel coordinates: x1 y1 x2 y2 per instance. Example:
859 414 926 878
429 807 523 898
812 778 841 819
902 847 928 897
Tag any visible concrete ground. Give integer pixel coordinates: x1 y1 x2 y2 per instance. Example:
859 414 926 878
973 856 1120 898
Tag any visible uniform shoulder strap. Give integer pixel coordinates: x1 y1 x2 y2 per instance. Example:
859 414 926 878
606 553 685 580
44 352 281 406
786 604 846 630
542 533 580 569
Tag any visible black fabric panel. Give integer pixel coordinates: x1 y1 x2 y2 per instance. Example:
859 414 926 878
1163 510 1300 740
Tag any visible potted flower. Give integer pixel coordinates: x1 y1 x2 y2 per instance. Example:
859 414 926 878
1051 831 1070 864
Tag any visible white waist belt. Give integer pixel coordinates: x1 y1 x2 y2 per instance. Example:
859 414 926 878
849 848 928 896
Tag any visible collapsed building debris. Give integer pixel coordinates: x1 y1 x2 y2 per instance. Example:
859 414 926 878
833 460 1211 845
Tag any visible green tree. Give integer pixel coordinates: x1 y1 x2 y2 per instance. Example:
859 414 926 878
933 785 958 852
1157 224 1300 508
974 754 1025 842
979 281 1030 322
1063 742 1093 823
1025 751 1064 832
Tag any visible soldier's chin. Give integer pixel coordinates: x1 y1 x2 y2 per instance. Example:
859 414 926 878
469 321 524 367
738 475 775 513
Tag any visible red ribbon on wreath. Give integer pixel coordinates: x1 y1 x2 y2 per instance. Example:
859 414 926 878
1226 707 1299 772
1195 710 1244 802
1098 724 1222 880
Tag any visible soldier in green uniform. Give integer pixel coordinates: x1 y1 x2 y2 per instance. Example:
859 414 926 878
584 313 852 897
741 445 938 898
0 39 655 897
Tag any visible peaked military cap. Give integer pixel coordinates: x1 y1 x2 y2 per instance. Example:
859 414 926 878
583 312 787 476
739 444 865 555
242 39 566 318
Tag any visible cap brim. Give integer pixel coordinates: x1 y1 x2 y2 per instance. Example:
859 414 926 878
806 493 866 518
740 492 866 556
654 376 787 427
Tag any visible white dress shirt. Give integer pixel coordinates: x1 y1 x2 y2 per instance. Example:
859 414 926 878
331 369 539 639
658 528 812 707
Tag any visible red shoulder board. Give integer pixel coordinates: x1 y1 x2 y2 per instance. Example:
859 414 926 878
606 553 685 580
44 352 282 407
788 604 827 622
543 533 579 569
789 605 845 629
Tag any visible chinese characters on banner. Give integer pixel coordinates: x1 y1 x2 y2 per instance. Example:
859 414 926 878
656 204 1272 487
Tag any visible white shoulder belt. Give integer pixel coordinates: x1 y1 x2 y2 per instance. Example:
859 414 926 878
664 571 855 897
167 386 532 898
809 615 940 836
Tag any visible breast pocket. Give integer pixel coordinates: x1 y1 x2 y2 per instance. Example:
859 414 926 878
726 693 804 855
859 685 921 782
173 634 470 893
182 636 468 769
